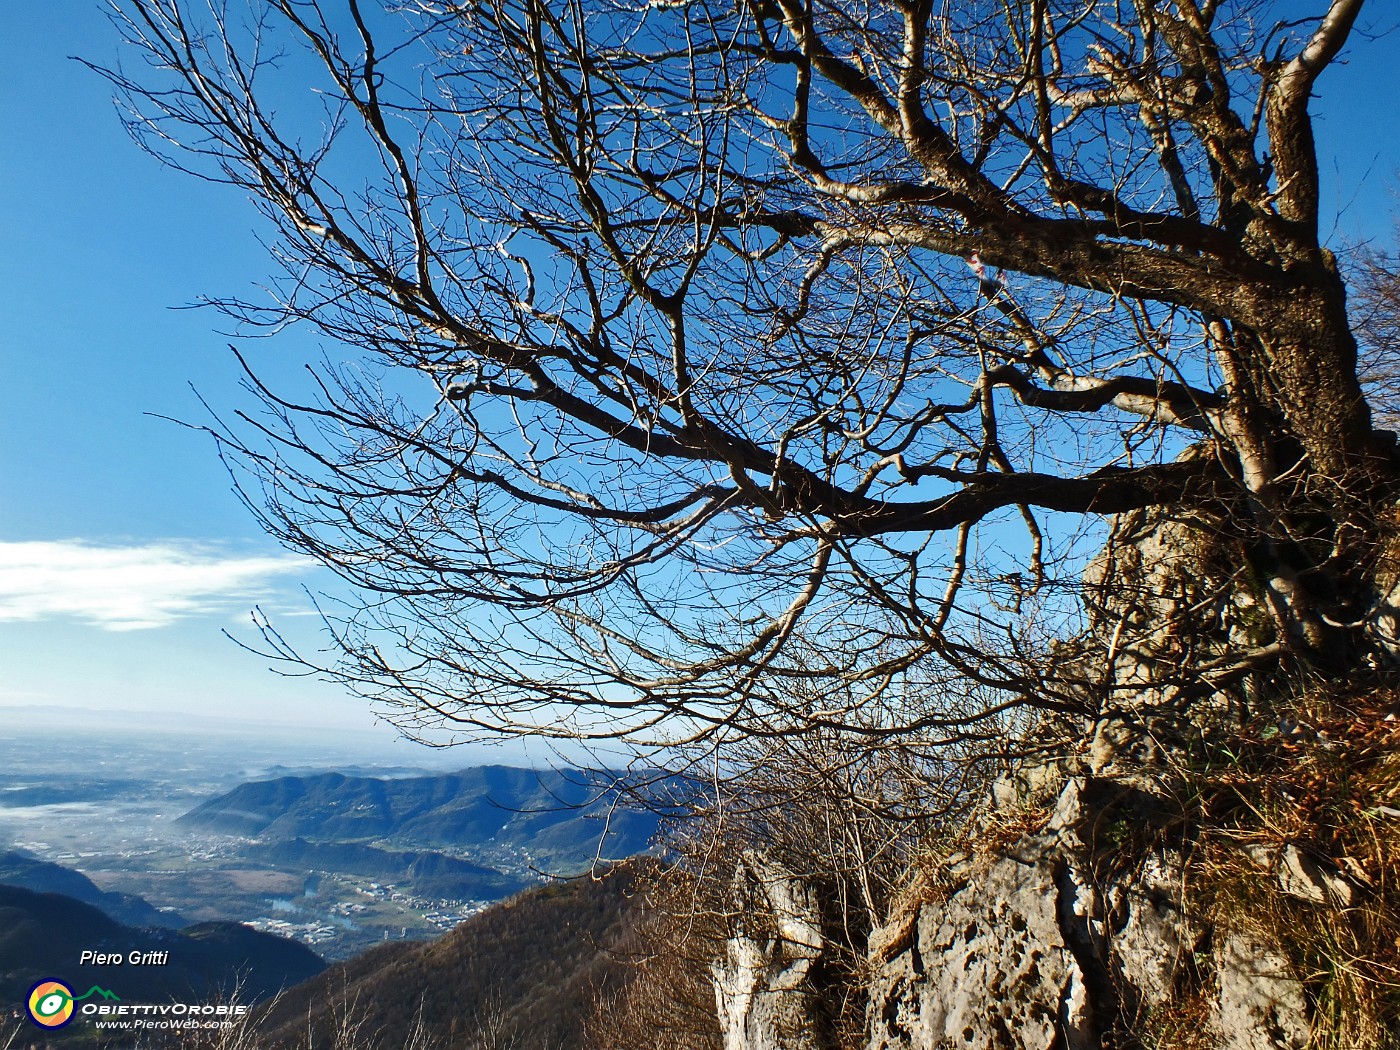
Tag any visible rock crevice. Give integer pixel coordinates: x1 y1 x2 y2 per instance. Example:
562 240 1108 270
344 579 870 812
715 778 1312 1050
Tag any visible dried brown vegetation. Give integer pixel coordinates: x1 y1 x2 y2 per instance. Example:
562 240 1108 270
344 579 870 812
1187 690 1400 1049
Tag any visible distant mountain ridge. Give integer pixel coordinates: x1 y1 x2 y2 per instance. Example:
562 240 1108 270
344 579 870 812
243 837 532 899
0 849 186 928
178 766 680 870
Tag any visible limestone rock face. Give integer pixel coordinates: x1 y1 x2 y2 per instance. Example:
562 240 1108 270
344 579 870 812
712 852 826 1050
1216 933 1309 1050
712 778 1311 1050
864 778 1308 1050
867 846 1082 1050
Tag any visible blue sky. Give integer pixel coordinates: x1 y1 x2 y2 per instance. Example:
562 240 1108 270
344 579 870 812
0 3 482 758
1 3 1397 750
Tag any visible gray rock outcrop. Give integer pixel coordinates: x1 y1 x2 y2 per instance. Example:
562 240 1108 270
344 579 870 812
712 778 1311 1050
864 777 1308 1049
713 852 827 1050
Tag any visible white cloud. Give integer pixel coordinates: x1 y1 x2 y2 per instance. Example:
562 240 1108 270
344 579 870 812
0 540 309 631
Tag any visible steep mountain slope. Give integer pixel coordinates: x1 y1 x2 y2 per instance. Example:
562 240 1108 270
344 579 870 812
178 767 673 869
251 863 648 1050
0 849 186 928
0 884 325 1006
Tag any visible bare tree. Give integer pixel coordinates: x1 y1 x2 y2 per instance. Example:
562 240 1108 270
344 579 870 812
1354 235 1400 427
94 0 1399 749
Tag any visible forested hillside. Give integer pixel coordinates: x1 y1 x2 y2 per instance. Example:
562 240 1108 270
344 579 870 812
179 768 670 870
250 863 651 1050
0 884 324 1009
0 849 186 929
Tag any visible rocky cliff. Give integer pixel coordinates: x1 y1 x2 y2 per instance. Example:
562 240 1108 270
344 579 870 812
707 505 1400 1049
713 773 1314 1050
864 777 1306 1050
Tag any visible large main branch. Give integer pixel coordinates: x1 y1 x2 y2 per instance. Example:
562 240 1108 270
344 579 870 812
445 370 1225 536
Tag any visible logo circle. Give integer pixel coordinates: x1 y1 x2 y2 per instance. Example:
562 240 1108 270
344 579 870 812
27 979 75 1028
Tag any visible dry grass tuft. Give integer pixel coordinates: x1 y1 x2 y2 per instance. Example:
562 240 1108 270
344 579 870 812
1138 988 1220 1050
1187 687 1400 1050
